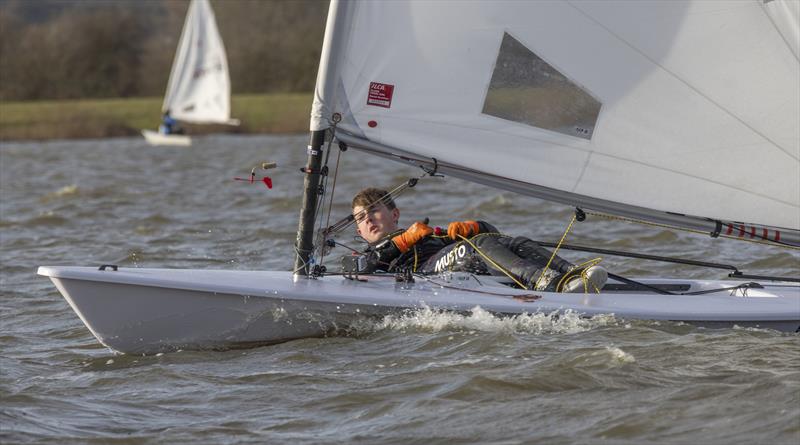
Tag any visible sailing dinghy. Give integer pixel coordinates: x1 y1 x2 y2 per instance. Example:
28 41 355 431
41 0 799 354
141 0 239 147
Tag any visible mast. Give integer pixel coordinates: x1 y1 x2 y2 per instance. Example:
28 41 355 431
293 130 326 276
295 0 352 276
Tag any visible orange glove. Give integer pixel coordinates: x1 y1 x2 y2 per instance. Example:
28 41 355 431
447 220 480 240
392 221 434 253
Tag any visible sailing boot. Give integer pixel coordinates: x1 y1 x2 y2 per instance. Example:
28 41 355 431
507 237 575 290
559 265 608 293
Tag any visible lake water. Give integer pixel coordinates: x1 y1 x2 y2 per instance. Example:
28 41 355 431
1 134 798 444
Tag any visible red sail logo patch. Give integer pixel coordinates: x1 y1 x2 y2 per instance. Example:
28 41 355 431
367 82 394 108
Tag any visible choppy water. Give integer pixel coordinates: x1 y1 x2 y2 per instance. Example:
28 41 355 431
1 135 798 444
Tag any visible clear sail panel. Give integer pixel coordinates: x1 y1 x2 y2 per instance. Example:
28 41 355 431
483 32 602 140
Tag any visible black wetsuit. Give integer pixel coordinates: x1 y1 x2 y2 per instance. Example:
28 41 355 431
420 232 574 291
361 229 450 273
352 221 575 290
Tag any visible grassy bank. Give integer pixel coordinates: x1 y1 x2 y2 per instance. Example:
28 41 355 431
0 93 313 141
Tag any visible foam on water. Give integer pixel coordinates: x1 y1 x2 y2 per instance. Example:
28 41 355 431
604 346 636 364
367 305 617 335
40 184 79 202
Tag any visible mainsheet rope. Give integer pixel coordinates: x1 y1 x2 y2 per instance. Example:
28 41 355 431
525 213 605 293
533 214 578 291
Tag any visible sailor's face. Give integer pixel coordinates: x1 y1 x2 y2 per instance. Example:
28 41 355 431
353 202 399 244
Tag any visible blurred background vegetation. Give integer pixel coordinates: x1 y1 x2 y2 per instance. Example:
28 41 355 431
0 0 328 101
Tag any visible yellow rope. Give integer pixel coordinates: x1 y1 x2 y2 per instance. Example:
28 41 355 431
533 214 578 291
455 234 529 289
555 257 604 293
448 227 607 293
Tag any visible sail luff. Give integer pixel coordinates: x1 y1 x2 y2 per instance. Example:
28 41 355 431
161 0 196 114
310 0 355 132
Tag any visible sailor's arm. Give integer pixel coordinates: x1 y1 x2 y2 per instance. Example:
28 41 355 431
343 222 434 273
373 221 434 265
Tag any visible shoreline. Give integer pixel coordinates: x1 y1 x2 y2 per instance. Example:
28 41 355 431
0 93 312 141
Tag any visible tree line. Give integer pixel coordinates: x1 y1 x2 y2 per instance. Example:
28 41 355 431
0 0 328 101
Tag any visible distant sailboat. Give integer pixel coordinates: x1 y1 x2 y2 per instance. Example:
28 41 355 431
142 0 239 147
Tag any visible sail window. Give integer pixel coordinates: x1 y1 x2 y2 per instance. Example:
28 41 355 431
483 33 601 140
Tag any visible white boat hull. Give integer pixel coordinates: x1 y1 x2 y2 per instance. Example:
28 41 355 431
38 266 800 354
141 130 191 147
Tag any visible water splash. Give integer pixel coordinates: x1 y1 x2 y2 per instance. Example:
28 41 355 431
366 305 617 336
604 346 635 364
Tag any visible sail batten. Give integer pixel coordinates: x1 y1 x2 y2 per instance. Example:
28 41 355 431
311 0 800 234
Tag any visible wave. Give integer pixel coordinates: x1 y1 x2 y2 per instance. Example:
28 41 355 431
38 184 79 203
349 305 617 337
5 212 70 227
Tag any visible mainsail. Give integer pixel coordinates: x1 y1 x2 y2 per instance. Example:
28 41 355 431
162 0 237 125
310 0 800 246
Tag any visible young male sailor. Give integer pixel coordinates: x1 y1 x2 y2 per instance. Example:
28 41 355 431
348 187 607 293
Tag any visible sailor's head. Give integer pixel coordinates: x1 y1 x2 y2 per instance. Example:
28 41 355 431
352 187 399 244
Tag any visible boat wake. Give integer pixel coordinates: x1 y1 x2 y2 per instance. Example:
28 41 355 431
352 305 618 336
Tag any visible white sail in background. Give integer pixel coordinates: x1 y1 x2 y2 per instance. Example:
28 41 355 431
311 0 800 244
162 0 237 125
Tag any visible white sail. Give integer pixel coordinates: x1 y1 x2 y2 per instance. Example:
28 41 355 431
162 0 237 125
311 0 800 244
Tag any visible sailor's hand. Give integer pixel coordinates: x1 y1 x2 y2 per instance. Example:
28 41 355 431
392 221 434 253
447 220 480 240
